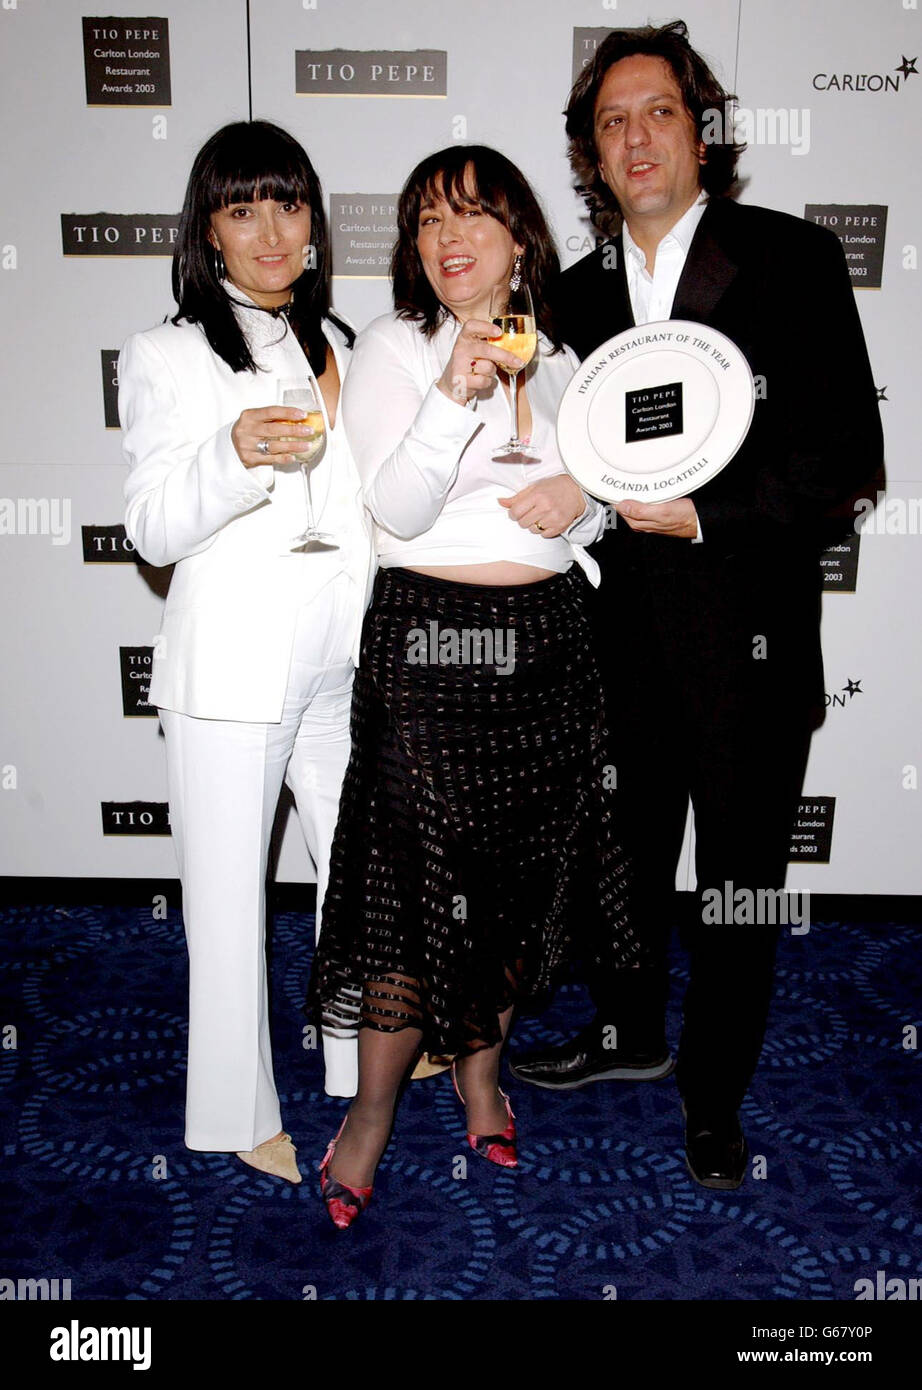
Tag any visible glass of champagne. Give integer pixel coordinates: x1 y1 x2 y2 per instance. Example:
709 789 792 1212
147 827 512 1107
277 379 337 548
489 272 538 460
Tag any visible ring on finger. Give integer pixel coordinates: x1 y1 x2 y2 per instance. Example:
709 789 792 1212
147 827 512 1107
535 521 546 532
256 438 271 456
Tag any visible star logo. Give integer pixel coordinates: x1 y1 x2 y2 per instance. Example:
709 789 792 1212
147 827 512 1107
895 56 918 80
843 678 863 698
876 385 888 401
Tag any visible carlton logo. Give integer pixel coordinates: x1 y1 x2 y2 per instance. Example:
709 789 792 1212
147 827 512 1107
813 55 917 91
825 678 863 710
101 802 171 836
61 214 179 256
295 49 447 97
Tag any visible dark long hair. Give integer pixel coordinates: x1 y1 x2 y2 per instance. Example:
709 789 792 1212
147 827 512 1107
391 145 562 351
171 120 352 374
565 20 744 235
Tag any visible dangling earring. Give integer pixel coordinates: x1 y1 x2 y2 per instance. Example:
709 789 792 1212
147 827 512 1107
510 252 524 291
213 245 226 281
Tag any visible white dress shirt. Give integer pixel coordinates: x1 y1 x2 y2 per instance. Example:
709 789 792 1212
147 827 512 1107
622 195 708 542
622 194 708 324
341 311 605 586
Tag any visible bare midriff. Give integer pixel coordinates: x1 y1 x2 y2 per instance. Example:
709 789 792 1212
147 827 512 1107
408 561 556 585
403 380 556 584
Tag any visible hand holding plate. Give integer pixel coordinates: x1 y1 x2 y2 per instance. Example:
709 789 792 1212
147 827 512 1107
616 497 699 538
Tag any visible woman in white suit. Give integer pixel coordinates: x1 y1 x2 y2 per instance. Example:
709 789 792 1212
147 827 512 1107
119 121 374 1181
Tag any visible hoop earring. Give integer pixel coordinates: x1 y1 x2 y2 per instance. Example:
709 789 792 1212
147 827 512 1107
510 252 524 291
213 246 226 281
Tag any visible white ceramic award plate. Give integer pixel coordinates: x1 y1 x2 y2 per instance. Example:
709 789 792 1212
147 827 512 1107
557 319 755 503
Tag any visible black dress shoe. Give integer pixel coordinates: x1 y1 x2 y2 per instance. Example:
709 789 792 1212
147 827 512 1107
509 1030 675 1090
683 1107 748 1190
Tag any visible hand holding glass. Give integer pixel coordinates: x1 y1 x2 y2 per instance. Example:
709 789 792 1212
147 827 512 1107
277 379 337 548
489 278 537 459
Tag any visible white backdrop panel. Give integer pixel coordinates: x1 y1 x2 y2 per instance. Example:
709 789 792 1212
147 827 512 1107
0 0 918 890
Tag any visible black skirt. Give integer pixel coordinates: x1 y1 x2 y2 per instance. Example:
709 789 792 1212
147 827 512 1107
307 565 641 1055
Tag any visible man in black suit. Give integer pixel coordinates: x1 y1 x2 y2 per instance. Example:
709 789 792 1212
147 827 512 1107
511 20 882 1187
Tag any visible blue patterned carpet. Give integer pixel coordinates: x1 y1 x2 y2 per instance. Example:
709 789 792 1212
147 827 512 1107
1 898 920 1302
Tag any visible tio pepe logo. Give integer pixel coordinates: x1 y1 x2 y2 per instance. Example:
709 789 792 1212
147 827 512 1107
101 802 171 836
295 49 447 97
82 525 142 563
62 214 179 256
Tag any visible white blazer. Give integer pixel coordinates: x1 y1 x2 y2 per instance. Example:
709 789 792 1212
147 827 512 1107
119 290 376 722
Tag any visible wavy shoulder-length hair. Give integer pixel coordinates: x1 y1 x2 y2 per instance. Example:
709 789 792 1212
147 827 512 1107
391 145 562 351
565 20 744 236
171 120 352 375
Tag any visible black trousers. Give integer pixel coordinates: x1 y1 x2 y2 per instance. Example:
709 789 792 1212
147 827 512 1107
588 555 817 1115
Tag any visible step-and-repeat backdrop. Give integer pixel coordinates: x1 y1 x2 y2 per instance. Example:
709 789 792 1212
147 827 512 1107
1 0 919 891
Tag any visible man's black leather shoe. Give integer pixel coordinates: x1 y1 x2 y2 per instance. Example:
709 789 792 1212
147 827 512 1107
683 1107 748 1190
509 1031 675 1090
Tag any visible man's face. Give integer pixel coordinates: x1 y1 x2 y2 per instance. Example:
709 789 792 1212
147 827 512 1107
594 54 705 231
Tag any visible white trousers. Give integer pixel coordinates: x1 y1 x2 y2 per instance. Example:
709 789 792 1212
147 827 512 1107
160 571 359 1153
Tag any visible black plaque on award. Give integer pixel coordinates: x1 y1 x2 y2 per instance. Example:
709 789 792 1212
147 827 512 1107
625 381 684 443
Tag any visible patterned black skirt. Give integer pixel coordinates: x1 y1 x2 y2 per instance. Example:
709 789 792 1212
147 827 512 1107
307 565 641 1056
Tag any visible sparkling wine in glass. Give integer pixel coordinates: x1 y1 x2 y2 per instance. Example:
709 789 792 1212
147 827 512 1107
278 379 337 549
489 276 538 460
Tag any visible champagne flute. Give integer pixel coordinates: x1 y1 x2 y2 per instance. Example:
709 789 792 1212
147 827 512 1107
278 379 338 549
489 272 538 460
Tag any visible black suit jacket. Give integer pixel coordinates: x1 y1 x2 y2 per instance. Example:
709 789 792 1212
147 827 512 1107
556 197 883 715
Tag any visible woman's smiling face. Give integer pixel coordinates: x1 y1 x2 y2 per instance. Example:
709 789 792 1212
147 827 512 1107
415 166 522 322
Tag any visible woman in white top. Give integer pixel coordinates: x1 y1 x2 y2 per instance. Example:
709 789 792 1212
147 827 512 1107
308 145 640 1227
119 121 374 1183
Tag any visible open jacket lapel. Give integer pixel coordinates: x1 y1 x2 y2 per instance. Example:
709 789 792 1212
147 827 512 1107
608 232 635 331
670 200 739 324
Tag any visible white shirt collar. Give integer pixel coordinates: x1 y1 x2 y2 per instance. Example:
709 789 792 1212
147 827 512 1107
622 192 708 266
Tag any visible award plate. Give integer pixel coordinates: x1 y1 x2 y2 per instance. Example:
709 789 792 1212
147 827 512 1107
557 319 755 503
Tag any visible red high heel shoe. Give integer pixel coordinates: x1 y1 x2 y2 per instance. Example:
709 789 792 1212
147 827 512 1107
318 1117 373 1229
451 1061 518 1168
